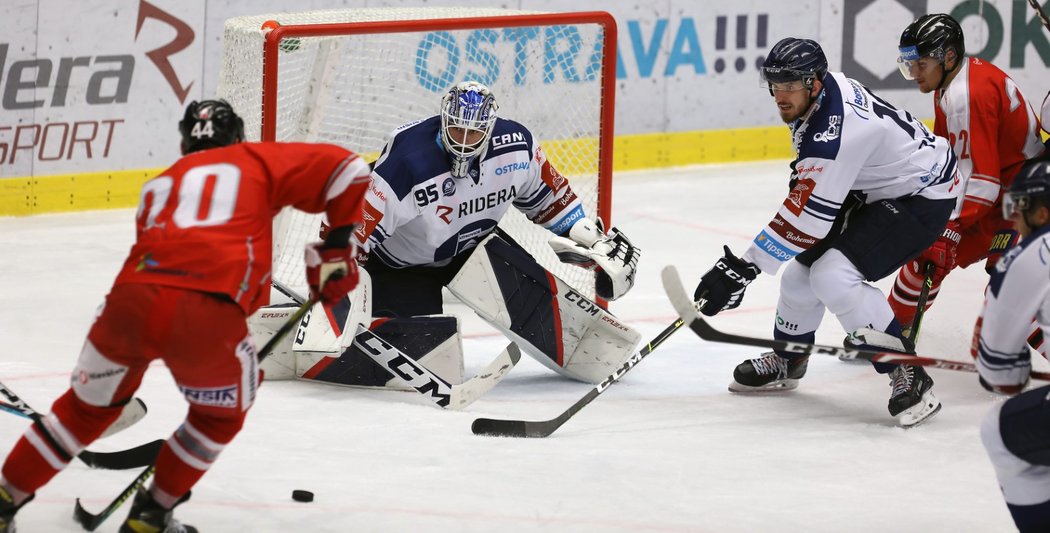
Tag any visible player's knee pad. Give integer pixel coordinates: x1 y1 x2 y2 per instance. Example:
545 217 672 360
70 339 143 408
448 233 641 384
808 249 866 311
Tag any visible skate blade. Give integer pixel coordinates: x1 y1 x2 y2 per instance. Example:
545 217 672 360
728 379 800 393
895 390 942 428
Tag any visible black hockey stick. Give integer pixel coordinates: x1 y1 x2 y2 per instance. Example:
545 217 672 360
908 261 937 342
1027 0 1050 33
73 296 318 531
661 265 1050 379
0 381 162 471
471 318 685 438
0 397 148 440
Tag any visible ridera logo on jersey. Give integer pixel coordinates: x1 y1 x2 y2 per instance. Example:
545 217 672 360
456 186 518 218
436 205 454 224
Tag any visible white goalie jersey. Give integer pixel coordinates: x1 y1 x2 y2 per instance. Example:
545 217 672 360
354 116 585 267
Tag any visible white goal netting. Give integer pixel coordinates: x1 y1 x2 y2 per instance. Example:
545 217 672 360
218 7 614 299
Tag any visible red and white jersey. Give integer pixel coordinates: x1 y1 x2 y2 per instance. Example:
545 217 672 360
114 142 370 313
934 57 1044 228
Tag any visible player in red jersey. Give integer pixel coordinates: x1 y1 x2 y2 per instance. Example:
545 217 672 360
889 14 1045 336
0 100 370 533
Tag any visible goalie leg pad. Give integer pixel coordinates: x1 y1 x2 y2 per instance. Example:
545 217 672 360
297 316 464 389
448 233 641 384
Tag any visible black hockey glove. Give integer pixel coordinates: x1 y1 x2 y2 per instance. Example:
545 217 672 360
693 246 760 316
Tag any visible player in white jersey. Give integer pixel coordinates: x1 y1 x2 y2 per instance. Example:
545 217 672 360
355 81 638 318
889 14 1045 338
689 38 960 427
976 160 1050 532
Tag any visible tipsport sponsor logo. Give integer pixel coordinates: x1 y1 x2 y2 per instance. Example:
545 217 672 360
754 230 796 262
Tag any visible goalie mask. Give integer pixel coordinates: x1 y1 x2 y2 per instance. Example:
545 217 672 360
440 81 498 179
179 99 245 154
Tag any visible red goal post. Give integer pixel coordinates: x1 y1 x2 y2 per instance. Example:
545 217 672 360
218 8 618 300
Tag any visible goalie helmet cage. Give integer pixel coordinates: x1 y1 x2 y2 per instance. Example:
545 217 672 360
217 7 617 302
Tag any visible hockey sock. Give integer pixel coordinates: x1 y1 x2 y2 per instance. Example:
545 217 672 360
151 409 244 509
889 260 943 327
0 389 122 496
772 327 815 361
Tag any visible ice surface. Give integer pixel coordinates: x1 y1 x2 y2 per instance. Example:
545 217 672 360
0 161 1021 532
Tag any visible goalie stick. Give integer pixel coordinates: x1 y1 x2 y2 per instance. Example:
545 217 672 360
0 381 161 471
660 265 1050 379
471 319 685 438
73 295 318 531
352 327 520 410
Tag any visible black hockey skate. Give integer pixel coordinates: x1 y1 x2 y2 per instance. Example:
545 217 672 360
0 487 14 533
119 488 197 533
888 364 941 427
0 486 31 533
730 352 809 392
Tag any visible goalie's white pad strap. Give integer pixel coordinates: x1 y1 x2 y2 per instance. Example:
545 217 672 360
448 233 641 384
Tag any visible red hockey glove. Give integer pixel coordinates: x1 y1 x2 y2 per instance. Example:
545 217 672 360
918 221 962 281
304 242 360 306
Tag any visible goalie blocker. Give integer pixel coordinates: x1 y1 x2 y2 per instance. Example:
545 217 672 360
449 233 641 383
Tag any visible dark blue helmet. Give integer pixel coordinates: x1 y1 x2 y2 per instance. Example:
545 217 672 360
179 99 245 154
1003 159 1050 219
761 38 828 89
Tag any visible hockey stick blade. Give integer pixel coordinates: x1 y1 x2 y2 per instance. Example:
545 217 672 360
660 265 1050 380
0 382 159 470
353 327 520 410
472 319 686 438
0 396 147 440
74 465 155 531
77 439 164 470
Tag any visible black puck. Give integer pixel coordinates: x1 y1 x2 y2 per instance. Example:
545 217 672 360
292 489 314 502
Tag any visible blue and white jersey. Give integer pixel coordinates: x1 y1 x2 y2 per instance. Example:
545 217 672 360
742 72 961 274
354 116 585 267
975 223 1050 389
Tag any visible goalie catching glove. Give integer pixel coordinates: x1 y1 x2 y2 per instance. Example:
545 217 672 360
548 218 640 300
305 239 361 306
693 246 760 316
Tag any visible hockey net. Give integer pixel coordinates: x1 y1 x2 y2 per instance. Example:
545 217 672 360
218 8 616 301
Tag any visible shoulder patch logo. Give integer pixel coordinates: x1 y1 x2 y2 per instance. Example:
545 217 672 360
784 178 816 216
